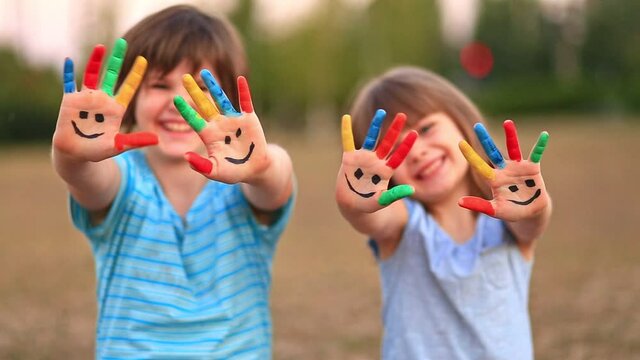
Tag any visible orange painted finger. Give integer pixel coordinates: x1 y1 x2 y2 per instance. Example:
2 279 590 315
115 56 147 108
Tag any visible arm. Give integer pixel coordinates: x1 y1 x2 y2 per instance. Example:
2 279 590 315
458 120 551 257
51 39 157 214
335 111 417 258
174 72 293 217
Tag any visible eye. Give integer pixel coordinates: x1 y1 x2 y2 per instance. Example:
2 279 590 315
371 175 381 185
95 113 104 123
354 168 363 180
418 124 433 135
79 111 88 119
525 179 536 187
235 128 242 138
508 185 519 192
150 81 169 90
224 136 231 144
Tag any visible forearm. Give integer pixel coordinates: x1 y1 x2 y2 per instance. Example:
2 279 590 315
337 198 407 242
241 144 293 211
506 196 553 244
52 148 120 211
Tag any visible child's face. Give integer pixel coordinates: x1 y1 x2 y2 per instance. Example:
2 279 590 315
393 112 471 204
134 60 214 160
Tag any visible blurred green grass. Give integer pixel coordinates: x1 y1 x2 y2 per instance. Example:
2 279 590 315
1 117 639 359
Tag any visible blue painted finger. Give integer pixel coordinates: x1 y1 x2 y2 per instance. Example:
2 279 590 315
201 69 240 117
362 109 386 151
63 58 76 93
474 123 505 168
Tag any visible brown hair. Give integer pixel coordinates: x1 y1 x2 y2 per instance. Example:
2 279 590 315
349 66 491 198
116 5 247 130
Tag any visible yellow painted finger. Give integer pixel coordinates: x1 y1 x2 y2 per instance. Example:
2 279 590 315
459 140 495 181
341 115 355 152
183 74 218 120
115 56 147 108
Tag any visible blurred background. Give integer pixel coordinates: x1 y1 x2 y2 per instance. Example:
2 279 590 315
1 0 639 358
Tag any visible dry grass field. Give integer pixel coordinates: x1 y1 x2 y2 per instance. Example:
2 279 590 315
1 117 639 359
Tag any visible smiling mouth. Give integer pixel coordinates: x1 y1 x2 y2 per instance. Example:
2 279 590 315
508 189 541 206
225 142 255 164
345 174 376 198
72 121 104 139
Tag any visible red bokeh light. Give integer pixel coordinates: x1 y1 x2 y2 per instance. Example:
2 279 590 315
460 42 494 79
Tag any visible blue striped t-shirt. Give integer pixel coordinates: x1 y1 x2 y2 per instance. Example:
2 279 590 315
70 150 294 359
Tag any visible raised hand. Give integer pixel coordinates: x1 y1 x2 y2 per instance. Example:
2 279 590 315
336 110 418 213
53 38 158 161
173 70 269 184
458 120 550 221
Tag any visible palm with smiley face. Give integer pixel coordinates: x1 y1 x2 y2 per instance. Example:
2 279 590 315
53 38 158 162
458 120 550 221
336 110 418 213
173 70 269 184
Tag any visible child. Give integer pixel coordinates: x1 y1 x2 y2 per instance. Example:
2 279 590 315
52 5 294 359
335 66 551 359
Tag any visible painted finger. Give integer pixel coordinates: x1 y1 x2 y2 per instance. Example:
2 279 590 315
459 140 495 181
529 131 549 163
474 123 506 168
201 69 240 117
378 185 414 206
458 196 496 216
63 58 76 93
386 131 417 169
174 96 207 133
101 38 127 97
115 56 147 108
185 152 213 175
83 44 105 90
183 74 218 119
503 120 522 161
376 113 406 159
362 109 386 151
238 76 254 113
114 132 158 151
341 115 355 152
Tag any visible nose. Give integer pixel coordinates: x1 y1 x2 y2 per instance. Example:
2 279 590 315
407 140 427 164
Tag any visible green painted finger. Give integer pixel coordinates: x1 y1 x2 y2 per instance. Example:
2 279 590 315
101 38 127 96
529 131 549 163
174 96 207 132
378 185 414 206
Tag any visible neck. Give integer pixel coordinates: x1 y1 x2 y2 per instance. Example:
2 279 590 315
145 151 208 217
426 177 479 244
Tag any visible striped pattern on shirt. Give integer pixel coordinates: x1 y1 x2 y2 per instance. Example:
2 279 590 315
70 150 294 359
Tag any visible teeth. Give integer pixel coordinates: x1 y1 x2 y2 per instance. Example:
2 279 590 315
163 122 192 132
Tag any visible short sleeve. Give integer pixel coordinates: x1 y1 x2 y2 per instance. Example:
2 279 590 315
69 154 132 245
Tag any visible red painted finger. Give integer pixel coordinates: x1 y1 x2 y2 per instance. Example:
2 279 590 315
185 152 213 175
386 130 417 169
458 196 496 216
83 44 105 90
376 113 406 160
114 132 158 151
238 76 254 113
503 120 522 162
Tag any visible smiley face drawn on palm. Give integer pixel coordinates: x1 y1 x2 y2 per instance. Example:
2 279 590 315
174 70 268 184
337 110 418 213
53 39 157 161
458 120 550 221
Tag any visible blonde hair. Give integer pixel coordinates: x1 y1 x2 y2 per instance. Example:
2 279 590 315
116 5 247 131
349 66 491 198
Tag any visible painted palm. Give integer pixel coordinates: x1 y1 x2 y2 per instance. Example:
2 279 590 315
336 109 418 213
53 38 157 161
458 120 550 221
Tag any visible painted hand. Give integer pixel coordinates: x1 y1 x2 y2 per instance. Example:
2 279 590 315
336 110 418 213
52 38 158 161
173 71 269 184
458 120 550 221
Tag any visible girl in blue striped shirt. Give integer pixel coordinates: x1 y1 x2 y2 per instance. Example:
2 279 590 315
52 5 294 359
